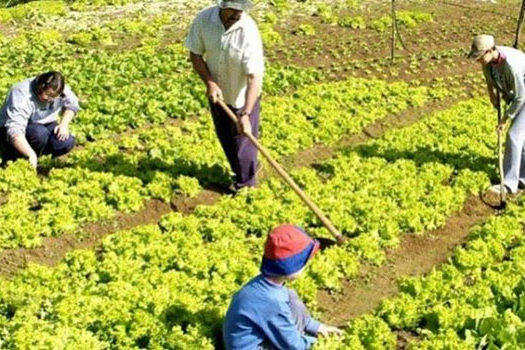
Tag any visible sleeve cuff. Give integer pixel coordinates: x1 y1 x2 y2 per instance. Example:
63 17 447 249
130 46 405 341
64 105 80 114
305 318 321 336
245 63 264 76
6 129 23 142
184 41 204 56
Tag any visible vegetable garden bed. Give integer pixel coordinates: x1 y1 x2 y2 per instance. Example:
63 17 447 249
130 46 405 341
0 0 524 348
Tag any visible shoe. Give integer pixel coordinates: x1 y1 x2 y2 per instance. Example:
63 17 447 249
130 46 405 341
225 183 238 195
488 184 510 195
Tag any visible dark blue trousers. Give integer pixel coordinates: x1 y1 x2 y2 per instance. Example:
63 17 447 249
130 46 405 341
209 97 261 189
1 122 75 163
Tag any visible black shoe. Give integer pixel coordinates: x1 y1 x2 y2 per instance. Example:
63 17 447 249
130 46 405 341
225 183 239 195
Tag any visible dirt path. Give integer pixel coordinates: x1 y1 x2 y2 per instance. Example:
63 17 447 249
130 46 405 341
317 195 496 326
0 188 222 277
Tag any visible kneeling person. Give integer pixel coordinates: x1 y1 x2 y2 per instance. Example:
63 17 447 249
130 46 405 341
223 224 342 350
0 71 79 168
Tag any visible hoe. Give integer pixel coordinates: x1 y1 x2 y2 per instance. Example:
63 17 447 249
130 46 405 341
217 100 346 245
497 91 507 210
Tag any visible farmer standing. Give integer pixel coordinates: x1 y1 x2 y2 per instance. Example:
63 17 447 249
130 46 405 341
468 34 525 194
0 71 79 168
223 224 342 349
185 0 264 193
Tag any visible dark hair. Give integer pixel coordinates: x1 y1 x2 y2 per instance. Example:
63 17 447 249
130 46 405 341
35 71 65 97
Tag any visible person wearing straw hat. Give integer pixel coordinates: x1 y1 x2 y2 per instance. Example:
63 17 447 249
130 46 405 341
468 34 525 195
223 224 343 350
185 0 264 193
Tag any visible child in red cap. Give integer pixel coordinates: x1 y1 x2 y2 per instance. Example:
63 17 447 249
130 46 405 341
223 224 342 349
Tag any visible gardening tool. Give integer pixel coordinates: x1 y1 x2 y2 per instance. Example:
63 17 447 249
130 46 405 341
497 91 507 210
216 99 345 245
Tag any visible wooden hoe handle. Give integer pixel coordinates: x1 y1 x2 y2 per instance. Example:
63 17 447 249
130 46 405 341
216 99 345 244
497 92 506 205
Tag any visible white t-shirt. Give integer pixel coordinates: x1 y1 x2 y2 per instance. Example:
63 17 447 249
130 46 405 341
185 6 264 108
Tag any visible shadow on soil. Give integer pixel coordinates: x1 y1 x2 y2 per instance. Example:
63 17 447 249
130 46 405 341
53 152 232 190
353 143 495 175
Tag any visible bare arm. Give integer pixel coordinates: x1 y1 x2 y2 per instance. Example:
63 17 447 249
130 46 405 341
54 109 75 141
11 133 37 167
189 52 223 103
487 81 498 108
237 74 262 135
61 109 75 126
190 52 213 84
242 73 262 115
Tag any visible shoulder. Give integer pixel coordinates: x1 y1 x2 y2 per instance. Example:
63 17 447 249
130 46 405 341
6 78 35 108
63 84 75 94
10 78 33 97
193 6 218 23
241 14 260 34
233 277 286 312
500 46 525 67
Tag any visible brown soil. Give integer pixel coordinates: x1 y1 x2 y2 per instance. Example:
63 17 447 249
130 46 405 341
268 0 516 82
0 187 224 278
317 195 496 326
396 330 420 350
0 200 169 277
169 186 224 214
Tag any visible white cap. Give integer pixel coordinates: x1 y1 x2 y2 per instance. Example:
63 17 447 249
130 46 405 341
217 0 253 10
467 34 496 59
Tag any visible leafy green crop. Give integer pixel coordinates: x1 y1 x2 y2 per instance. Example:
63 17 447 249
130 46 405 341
370 11 433 32
0 1 67 23
363 197 525 350
0 75 447 251
0 95 498 348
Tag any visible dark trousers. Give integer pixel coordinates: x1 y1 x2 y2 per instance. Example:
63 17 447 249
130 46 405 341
209 98 260 189
0 122 75 163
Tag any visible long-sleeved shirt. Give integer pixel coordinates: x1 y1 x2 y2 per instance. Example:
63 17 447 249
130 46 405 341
0 77 80 141
223 275 320 350
185 6 265 108
483 46 525 120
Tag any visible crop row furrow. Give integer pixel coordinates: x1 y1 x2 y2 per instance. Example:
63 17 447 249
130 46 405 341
316 195 525 349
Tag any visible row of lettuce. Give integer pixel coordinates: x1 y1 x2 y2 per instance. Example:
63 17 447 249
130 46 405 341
0 0 358 14
0 96 497 348
0 21 459 144
317 186 525 349
0 76 457 250
0 30 326 142
0 0 477 147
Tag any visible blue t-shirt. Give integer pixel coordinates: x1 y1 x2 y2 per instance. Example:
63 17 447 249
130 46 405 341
223 274 319 350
